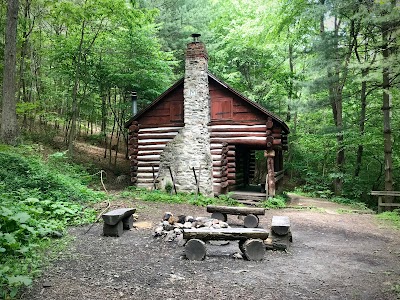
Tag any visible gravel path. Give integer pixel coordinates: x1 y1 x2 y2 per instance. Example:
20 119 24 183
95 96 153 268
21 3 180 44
20 197 400 300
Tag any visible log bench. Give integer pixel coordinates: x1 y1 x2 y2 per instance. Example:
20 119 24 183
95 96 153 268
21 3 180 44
370 191 400 213
206 205 265 228
183 227 269 261
265 216 292 250
102 208 136 237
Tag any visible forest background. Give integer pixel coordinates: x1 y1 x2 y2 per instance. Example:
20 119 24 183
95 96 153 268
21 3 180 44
0 0 399 204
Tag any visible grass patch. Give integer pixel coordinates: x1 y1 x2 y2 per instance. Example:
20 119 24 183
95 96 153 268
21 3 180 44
376 210 400 229
120 186 242 207
260 194 289 209
391 283 400 299
291 188 371 211
0 144 106 298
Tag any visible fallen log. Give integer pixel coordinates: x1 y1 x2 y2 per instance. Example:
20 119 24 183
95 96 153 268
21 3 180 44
183 228 269 241
206 205 265 216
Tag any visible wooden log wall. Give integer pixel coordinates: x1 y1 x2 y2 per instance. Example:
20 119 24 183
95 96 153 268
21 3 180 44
210 124 270 193
128 121 287 193
128 122 139 184
209 121 288 196
211 141 232 195
209 123 287 150
249 150 255 183
128 124 183 188
210 124 269 147
235 147 245 188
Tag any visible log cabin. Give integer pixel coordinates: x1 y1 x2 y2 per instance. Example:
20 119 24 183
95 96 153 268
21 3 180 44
125 34 289 201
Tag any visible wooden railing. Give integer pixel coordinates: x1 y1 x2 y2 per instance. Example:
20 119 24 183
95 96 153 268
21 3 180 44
274 170 285 182
370 191 400 213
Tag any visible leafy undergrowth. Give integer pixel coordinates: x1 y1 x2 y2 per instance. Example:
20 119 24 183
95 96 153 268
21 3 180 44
376 210 400 229
260 194 290 209
119 186 241 207
0 144 106 299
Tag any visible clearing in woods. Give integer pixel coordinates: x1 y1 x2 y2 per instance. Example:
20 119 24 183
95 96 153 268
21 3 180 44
20 193 400 300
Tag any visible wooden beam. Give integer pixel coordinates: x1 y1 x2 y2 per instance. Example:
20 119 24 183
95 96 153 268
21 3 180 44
211 137 267 146
137 155 160 161
138 150 162 156
138 133 178 139
210 132 268 138
213 159 228 166
207 205 265 216
138 139 171 145
138 145 166 151
183 228 269 241
209 124 267 132
137 161 160 167
265 150 276 197
227 173 236 180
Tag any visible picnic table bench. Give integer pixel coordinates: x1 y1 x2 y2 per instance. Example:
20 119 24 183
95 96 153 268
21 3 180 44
370 191 400 213
183 227 269 261
102 208 136 237
206 205 265 228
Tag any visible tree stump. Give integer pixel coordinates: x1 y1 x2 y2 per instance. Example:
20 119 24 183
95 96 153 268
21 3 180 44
211 212 227 222
185 239 206 261
243 214 259 228
242 239 265 261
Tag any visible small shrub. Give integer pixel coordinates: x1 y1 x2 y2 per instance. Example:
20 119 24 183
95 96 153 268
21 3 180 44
188 193 221 206
164 182 173 194
216 193 241 206
261 195 288 209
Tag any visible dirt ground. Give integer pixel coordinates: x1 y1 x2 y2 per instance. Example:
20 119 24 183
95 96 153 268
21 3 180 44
19 194 400 300
25 134 399 299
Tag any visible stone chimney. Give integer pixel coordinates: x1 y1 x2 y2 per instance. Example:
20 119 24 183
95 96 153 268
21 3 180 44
157 34 213 196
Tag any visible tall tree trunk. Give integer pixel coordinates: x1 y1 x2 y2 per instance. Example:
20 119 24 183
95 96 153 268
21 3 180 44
1 0 20 145
287 42 294 122
320 9 345 195
355 73 367 177
67 20 86 155
320 7 356 195
381 23 393 196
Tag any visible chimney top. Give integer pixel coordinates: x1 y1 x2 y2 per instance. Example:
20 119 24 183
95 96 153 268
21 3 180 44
191 33 201 42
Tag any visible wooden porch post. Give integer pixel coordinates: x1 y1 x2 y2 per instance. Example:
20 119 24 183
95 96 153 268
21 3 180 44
264 149 276 198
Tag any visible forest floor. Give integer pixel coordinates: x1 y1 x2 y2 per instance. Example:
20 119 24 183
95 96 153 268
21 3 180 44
20 194 400 300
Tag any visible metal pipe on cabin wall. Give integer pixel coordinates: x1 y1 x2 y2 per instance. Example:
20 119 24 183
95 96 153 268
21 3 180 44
131 91 137 115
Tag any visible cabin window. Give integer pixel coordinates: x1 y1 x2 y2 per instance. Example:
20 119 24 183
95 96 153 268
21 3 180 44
211 99 232 120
